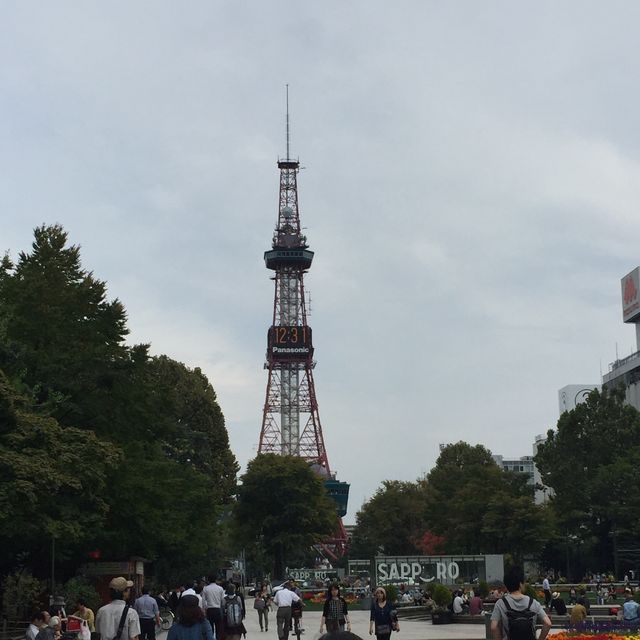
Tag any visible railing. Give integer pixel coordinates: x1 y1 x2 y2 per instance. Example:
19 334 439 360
609 350 640 372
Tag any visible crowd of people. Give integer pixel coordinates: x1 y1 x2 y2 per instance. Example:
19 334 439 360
23 566 640 640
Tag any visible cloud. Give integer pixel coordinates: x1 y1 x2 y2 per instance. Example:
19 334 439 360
2 1 640 522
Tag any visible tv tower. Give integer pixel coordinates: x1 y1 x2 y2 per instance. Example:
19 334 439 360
258 89 349 557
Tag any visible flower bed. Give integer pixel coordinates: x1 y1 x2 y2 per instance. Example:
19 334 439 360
551 620 640 640
552 634 640 640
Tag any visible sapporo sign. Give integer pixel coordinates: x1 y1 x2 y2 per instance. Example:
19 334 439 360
375 555 504 586
287 568 338 582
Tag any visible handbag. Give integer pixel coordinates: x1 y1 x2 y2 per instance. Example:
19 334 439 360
254 598 265 610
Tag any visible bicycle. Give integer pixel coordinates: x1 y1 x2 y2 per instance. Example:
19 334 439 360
159 608 175 630
291 599 304 640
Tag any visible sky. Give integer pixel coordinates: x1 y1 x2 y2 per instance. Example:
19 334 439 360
3 2 640 523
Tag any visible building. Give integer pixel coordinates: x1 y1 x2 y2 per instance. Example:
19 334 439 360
558 384 599 414
492 454 535 484
602 267 640 411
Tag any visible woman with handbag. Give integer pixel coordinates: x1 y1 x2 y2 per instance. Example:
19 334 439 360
320 584 351 635
369 587 399 640
253 583 270 632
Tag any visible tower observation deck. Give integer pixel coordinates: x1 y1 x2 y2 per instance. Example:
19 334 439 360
258 97 349 555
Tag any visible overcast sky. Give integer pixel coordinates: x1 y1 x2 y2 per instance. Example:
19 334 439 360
3 2 640 523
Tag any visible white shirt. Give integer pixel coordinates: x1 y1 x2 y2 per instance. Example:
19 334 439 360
202 583 225 609
542 579 550 591
26 624 40 640
96 600 141 640
181 589 203 609
453 595 464 614
274 590 300 608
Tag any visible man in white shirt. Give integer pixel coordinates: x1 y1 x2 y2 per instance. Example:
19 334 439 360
542 576 551 608
202 575 225 639
452 591 465 614
26 611 46 640
181 583 203 609
96 577 140 640
273 582 301 640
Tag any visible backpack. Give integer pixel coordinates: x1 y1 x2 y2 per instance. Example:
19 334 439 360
502 596 536 640
225 595 243 627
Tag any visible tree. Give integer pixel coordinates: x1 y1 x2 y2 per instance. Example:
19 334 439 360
425 442 548 559
147 355 238 500
349 480 429 558
535 387 640 574
0 226 239 581
233 454 336 577
0 224 128 426
0 369 122 572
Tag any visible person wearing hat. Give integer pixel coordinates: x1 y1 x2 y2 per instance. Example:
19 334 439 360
96 577 141 640
549 591 567 615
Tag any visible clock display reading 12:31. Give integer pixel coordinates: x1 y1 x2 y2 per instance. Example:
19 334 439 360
268 325 313 360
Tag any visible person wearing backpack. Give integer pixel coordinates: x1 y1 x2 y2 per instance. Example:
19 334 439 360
490 566 551 640
223 583 246 640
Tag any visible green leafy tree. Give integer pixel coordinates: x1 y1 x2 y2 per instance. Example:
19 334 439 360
425 442 548 559
233 454 336 578
535 387 640 573
147 355 238 499
350 480 429 558
0 226 238 581
0 224 128 425
425 442 504 553
0 370 122 572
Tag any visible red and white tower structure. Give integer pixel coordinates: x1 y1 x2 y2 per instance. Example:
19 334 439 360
258 94 349 557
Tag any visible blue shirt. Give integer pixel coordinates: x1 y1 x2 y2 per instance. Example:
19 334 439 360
623 599 640 620
168 621 214 640
134 594 159 620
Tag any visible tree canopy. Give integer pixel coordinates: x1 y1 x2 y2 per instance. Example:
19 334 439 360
349 480 429 558
350 442 548 564
0 225 238 581
535 387 640 575
233 454 336 578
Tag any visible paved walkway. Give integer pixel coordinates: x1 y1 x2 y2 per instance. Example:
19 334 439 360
241 605 486 640
156 603 488 640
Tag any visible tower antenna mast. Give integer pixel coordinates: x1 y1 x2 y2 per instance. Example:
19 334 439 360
286 84 290 160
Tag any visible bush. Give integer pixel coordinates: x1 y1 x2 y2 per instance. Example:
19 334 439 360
477 580 489 599
523 584 539 601
1 571 45 621
431 583 452 608
63 577 101 612
384 584 399 604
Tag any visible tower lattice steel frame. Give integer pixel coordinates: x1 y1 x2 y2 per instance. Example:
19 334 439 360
258 101 347 557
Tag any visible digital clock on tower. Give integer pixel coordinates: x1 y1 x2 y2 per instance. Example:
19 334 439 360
268 325 313 360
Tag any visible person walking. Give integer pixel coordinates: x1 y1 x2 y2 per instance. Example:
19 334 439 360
320 584 351 635
96 577 140 640
222 584 246 640
491 566 551 640
253 583 271 632
134 587 161 640
273 583 301 640
369 587 398 640
167 595 213 640
202 576 225 640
